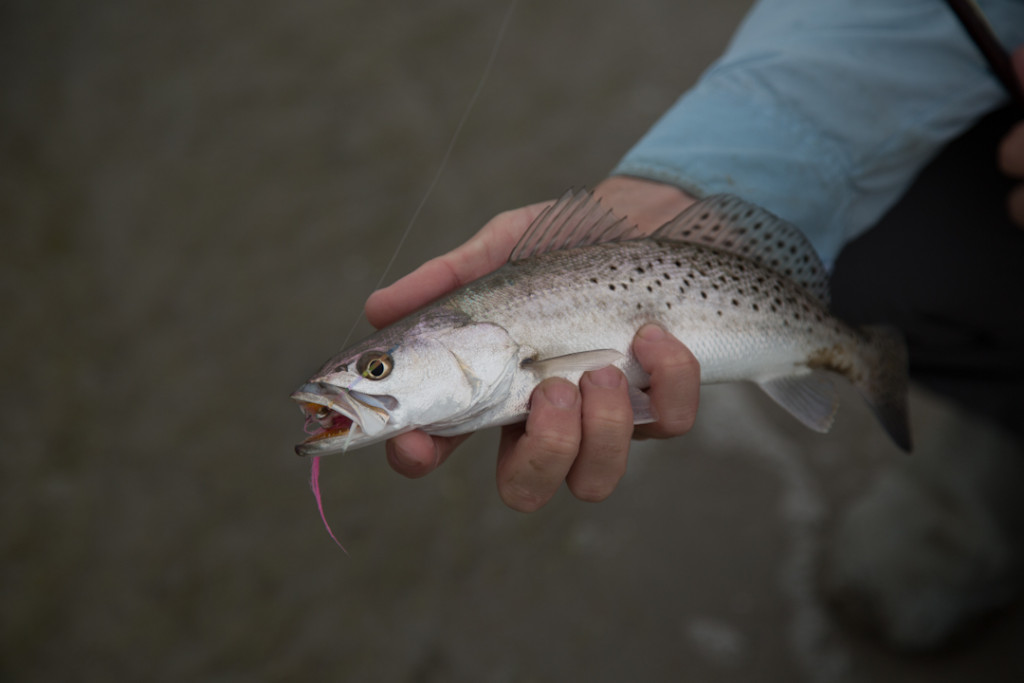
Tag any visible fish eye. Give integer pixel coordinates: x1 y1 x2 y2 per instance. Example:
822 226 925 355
357 351 393 380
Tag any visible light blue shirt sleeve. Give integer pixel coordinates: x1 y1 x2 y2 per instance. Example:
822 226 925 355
612 0 1024 266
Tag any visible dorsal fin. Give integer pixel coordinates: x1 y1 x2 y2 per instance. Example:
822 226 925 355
509 188 640 262
652 195 830 305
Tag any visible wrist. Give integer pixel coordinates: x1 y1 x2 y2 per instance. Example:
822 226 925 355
593 176 697 233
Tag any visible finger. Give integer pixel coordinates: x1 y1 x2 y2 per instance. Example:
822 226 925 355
385 430 469 479
496 378 582 512
998 121 1024 179
631 324 700 439
566 365 633 502
365 201 551 329
1009 183 1024 229
365 257 464 328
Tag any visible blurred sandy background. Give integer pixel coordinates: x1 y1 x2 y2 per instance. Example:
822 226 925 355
2 1 1022 681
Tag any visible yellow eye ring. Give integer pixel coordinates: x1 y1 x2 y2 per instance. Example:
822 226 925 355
357 351 393 380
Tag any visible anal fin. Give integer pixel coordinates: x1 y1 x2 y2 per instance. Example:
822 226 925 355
756 371 839 433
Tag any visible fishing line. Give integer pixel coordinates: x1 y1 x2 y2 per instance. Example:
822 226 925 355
338 0 519 350
313 3 519 552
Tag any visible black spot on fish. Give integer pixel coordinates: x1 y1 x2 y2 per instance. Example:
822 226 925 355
590 277 598 284
700 291 707 299
717 310 723 317
752 303 759 311
753 222 763 230
637 303 643 310
609 284 616 291
609 265 617 271
621 283 628 290
663 273 671 280
731 299 739 306
646 286 653 293
666 302 672 310
636 266 645 274
674 260 682 267
655 280 662 287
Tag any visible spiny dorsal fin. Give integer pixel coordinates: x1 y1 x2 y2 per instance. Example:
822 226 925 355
509 189 640 262
652 195 830 306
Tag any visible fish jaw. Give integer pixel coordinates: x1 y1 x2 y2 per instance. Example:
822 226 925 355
291 382 398 456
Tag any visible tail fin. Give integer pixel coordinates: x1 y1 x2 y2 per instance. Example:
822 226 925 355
853 325 912 452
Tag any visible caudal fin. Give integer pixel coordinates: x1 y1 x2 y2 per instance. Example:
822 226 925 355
853 325 912 452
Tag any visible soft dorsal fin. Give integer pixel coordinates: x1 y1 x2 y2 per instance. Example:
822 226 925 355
652 195 830 305
509 189 640 262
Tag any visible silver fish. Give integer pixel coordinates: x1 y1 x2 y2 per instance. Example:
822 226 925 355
292 190 911 456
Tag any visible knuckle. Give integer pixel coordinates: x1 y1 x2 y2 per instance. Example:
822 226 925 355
529 429 581 458
585 404 634 432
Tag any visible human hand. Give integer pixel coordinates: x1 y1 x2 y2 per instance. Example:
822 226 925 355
999 46 1024 227
364 177 700 511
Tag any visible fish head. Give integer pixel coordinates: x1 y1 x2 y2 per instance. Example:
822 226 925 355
292 314 519 455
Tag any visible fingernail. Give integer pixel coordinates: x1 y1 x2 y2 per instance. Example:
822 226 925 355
638 323 666 341
541 380 578 409
587 365 622 388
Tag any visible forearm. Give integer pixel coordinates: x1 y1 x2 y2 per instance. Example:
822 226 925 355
613 0 1024 265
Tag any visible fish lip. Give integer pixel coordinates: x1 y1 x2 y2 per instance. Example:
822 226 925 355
290 382 393 456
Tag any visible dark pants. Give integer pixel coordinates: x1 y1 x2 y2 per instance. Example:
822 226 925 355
831 105 1024 440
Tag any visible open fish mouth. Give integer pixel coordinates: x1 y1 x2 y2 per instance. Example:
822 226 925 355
291 382 395 456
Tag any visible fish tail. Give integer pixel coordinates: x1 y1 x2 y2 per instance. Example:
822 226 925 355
853 325 912 452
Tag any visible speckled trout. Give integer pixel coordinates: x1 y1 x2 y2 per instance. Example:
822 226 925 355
292 190 911 455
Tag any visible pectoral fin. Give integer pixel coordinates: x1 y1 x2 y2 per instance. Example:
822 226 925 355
522 349 625 375
756 372 839 433
629 386 656 424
